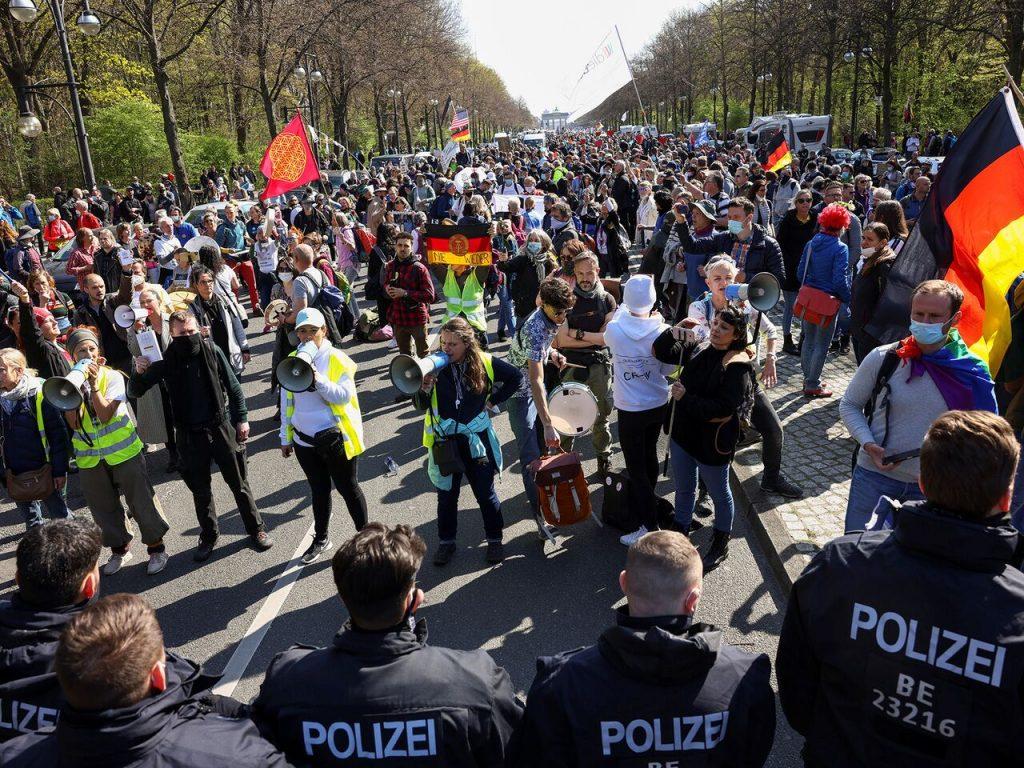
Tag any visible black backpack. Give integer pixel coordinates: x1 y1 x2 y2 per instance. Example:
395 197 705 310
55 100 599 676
297 273 353 344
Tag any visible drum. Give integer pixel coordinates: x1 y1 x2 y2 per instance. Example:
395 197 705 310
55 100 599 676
263 299 289 328
547 382 599 438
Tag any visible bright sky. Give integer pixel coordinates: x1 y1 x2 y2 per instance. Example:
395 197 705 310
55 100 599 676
459 0 692 118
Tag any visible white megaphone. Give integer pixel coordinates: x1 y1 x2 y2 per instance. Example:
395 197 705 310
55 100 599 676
725 272 781 312
115 304 148 329
42 360 91 411
389 352 450 396
275 341 318 393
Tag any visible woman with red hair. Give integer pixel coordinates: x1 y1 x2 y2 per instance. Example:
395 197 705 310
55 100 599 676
796 203 852 397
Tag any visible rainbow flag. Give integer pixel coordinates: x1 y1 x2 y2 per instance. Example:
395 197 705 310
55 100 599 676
867 88 1024 375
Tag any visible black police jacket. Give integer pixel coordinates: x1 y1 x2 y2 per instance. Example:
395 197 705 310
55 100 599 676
252 618 522 767
777 500 1024 767
0 596 81 742
0 654 290 768
506 608 775 767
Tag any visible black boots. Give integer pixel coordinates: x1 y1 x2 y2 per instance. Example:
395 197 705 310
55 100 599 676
702 530 730 573
783 334 799 355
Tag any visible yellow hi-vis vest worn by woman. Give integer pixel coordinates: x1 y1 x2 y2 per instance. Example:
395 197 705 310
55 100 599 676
283 347 365 459
442 266 487 331
71 366 144 468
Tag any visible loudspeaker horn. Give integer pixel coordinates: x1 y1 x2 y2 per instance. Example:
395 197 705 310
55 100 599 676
42 360 91 411
389 352 450 396
724 271 781 312
275 341 318 393
114 305 148 329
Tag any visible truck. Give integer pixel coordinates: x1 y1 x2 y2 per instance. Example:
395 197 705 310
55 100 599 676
521 131 547 151
736 113 832 155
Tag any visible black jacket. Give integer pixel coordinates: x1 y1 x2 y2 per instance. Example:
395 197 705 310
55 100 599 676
775 209 818 292
252 618 522 767
777 501 1024 767
497 250 557 319
673 219 785 286
0 655 288 767
507 608 775 767
18 302 70 380
849 255 895 355
0 596 81 742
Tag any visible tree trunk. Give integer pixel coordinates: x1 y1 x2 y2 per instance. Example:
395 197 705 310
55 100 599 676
147 36 191 209
258 61 277 138
232 82 247 154
1006 2 1024 83
373 96 385 154
401 92 413 153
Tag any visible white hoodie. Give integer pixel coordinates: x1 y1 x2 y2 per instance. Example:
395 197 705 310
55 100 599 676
604 306 673 412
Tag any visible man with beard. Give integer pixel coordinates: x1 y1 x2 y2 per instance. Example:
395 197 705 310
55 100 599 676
554 250 616 473
129 312 273 562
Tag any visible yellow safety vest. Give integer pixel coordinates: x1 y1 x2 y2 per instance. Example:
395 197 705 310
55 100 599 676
284 347 365 460
71 367 143 469
422 352 494 448
442 267 487 331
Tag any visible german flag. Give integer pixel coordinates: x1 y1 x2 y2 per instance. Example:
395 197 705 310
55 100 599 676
764 131 792 172
865 88 1024 375
425 224 492 267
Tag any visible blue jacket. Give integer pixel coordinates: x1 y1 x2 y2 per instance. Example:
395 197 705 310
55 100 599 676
173 221 198 244
673 220 785 286
215 220 245 251
0 381 70 478
428 192 455 221
796 232 850 303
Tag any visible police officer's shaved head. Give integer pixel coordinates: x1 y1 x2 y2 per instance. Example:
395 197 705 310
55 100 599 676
621 531 702 618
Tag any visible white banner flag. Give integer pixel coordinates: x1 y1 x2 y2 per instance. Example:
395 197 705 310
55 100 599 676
440 140 459 171
566 27 633 122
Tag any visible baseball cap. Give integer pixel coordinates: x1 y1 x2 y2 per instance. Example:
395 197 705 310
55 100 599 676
295 307 326 330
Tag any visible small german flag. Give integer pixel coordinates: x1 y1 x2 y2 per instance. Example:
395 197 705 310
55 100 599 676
764 131 792 173
425 223 492 267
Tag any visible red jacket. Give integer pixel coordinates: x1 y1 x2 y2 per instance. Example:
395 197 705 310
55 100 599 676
382 258 434 328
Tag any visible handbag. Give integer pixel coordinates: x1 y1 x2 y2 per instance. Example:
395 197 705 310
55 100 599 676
793 244 842 326
6 464 53 502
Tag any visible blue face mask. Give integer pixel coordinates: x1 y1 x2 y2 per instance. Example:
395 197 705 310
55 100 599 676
527 242 542 255
909 319 949 346
727 219 744 236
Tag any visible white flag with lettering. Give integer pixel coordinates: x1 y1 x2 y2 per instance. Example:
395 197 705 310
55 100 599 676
566 27 633 122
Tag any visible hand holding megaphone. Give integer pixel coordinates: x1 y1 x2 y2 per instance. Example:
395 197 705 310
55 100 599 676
115 304 149 329
724 272 781 312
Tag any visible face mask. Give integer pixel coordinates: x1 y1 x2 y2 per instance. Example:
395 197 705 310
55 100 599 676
47 215 56 222
909 319 949 346
527 242 542 255
173 333 202 357
550 218 567 231
172 216 181 223
279 273 293 283
860 246 876 258
727 220 744 236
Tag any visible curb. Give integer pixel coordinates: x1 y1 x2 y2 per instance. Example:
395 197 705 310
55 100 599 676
729 450 816 594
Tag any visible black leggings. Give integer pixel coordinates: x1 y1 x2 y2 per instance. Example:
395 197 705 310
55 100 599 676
293 442 367 539
750 388 783 479
617 405 667 530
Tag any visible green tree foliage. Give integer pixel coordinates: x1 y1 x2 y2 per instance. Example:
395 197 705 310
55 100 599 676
87 100 166 181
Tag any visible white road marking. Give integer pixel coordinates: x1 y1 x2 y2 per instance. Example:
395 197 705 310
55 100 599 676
211 522 315 698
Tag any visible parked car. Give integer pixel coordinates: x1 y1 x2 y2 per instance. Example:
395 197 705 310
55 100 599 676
184 200 258 229
369 154 413 170
45 225 115 295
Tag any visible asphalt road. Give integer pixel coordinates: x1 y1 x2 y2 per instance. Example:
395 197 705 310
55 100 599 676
0 279 803 765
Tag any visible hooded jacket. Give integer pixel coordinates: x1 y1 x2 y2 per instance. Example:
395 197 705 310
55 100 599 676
777 501 1024 767
252 618 522 767
604 307 672 411
672 218 786 286
0 652 272 767
507 608 775 767
0 596 81 742
796 231 851 303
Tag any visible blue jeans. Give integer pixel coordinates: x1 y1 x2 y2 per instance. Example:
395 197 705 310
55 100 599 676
836 302 851 335
670 441 734 533
781 290 799 336
506 394 541 515
845 464 926 533
17 487 71 529
256 269 276 310
436 437 503 543
496 284 515 336
800 315 837 390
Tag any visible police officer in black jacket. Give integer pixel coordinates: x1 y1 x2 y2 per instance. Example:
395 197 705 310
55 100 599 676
0 520 101 742
507 530 775 767
0 593 290 768
777 409 1024 767
253 522 522 766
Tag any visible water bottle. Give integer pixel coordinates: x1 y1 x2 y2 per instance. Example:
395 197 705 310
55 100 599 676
383 456 399 477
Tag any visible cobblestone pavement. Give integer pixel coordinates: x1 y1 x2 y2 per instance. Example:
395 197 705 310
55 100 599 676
730 319 861 587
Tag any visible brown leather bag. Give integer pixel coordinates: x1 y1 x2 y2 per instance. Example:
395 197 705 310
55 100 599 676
529 449 591 526
6 464 53 502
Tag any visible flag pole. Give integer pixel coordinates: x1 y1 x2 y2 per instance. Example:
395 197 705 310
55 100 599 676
1002 64 1024 111
615 24 648 126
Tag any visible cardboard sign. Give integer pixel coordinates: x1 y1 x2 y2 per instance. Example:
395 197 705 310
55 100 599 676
136 328 163 363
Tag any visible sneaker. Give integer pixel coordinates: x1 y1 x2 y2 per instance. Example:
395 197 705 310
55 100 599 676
619 525 649 546
193 536 218 563
597 455 612 475
146 551 169 575
761 474 804 499
387 337 399 350
702 530 730 573
782 335 799 356
262 324 271 334
102 550 134 575
301 537 332 564
497 331 507 342
485 541 505 564
251 530 275 551
433 542 456 567
803 387 833 398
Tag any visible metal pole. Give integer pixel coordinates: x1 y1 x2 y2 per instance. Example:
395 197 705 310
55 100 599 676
851 52 860 149
614 24 648 125
50 0 95 189
392 90 400 153
304 55 317 165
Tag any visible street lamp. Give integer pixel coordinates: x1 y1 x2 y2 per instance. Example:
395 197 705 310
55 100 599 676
387 88 402 153
293 54 325 163
10 0 99 189
428 98 440 148
757 72 773 115
17 112 42 138
845 45 872 147
293 64 306 79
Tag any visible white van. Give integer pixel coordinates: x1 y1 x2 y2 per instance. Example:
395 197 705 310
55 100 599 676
521 131 547 151
738 113 833 154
